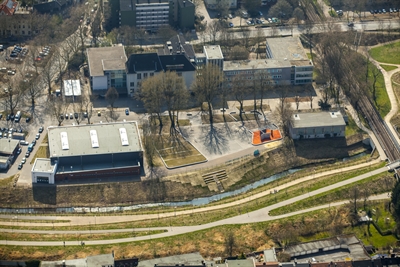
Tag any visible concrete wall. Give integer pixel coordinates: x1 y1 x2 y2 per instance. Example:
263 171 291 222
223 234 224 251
31 170 55 184
92 76 108 90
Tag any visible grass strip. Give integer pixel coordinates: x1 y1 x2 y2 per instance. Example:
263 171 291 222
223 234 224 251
0 162 383 231
270 172 393 215
0 229 166 242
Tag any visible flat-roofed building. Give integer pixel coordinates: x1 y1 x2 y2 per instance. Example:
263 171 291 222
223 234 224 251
31 122 143 184
63 79 81 101
87 45 127 95
224 36 313 86
289 111 346 140
0 138 19 169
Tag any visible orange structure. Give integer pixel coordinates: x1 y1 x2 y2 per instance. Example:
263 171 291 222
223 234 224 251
252 128 282 145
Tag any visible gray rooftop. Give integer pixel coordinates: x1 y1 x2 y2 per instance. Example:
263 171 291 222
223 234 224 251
266 37 309 61
0 139 19 155
286 235 369 262
87 46 127 76
291 111 346 128
138 253 205 267
32 158 56 173
204 45 223 60
264 248 277 262
120 0 134 11
226 259 255 267
41 254 114 267
48 121 142 158
224 59 291 71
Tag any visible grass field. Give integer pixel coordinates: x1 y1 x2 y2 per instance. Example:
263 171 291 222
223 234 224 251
155 135 206 168
30 145 49 164
369 41 400 64
269 172 394 216
367 62 391 117
380 64 398 72
345 113 364 136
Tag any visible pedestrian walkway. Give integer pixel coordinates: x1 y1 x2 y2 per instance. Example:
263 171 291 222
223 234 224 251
0 166 388 246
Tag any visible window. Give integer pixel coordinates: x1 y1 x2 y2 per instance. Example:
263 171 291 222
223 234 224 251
130 82 135 87
137 73 141 79
150 73 154 77
143 73 148 78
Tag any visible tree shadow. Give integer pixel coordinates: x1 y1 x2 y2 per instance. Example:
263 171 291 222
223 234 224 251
200 124 228 155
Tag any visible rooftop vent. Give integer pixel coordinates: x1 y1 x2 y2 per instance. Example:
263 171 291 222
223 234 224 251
60 132 69 150
90 130 99 148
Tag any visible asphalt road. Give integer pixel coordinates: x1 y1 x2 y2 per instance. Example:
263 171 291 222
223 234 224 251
0 165 388 246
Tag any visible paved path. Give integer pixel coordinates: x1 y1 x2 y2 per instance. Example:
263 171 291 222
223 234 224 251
0 165 388 246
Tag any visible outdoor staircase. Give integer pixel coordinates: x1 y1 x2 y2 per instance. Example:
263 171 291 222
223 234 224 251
202 169 227 192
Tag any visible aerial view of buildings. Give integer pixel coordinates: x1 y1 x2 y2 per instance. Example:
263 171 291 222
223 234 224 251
0 0 400 265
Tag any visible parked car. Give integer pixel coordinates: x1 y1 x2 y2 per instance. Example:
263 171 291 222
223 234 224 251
97 111 101 116
258 11 263 16
17 148 21 154
382 8 386 13
21 157 26 164
25 117 31 123
32 140 36 146
18 163 22 170
74 113 78 119
39 126 44 133
6 114 10 121
125 109 129 115
348 22 354 27
35 133 40 140
69 113 73 119
25 151 30 157
229 22 234 27
65 113 69 119
83 112 88 118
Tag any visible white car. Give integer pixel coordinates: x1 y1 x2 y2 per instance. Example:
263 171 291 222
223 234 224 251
258 11 263 16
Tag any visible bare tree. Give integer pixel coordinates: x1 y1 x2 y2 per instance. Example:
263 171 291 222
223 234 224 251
254 27 265 59
41 59 56 95
224 231 236 257
191 64 225 126
232 73 247 123
207 21 222 44
137 75 164 128
105 87 119 115
47 96 67 126
275 87 293 136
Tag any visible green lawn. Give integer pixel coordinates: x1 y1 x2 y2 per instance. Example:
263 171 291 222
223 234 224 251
30 145 49 164
369 42 400 64
380 64 398 72
345 112 364 136
155 135 206 168
367 62 391 117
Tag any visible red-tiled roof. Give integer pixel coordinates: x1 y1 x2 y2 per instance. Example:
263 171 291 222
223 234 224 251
0 0 18 15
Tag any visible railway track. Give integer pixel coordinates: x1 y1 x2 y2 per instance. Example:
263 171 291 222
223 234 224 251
358 95 400 162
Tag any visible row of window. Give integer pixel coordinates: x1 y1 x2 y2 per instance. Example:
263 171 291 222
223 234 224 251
296 67 313 72
225 69 282 76
296 127 342 134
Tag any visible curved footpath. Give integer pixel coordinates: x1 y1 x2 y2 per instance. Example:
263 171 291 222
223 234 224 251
0 159 382 227
0 166 388 246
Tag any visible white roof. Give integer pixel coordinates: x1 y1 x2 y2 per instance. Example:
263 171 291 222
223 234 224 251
63 80 81 96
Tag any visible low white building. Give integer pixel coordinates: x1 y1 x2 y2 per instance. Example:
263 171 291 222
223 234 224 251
31 158 57 184
289 111 346 140
63 79 81 100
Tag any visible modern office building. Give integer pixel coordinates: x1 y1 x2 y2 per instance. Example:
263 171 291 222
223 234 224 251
224 37 313 86
86 45 128 95
31 122 143 184
289 111 346 140
195 45 224 70
119 0 194 30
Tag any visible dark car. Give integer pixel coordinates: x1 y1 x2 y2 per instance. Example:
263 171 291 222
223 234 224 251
0 114 2 120
6 114 10 121
18 163 22 170
74 113 78 119
17 147 21 154
125 109 129 115
370 10 374 14
25 117 31 123
60 114 64 120
10 114 14 120
38 126 43 133
348 22 354 27
31 140 36 146
25 151 30 157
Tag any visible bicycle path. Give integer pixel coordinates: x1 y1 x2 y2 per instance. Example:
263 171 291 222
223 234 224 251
0 166 388 246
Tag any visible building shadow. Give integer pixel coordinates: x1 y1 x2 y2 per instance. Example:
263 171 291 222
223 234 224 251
32 184 57 205
293 137 354 160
